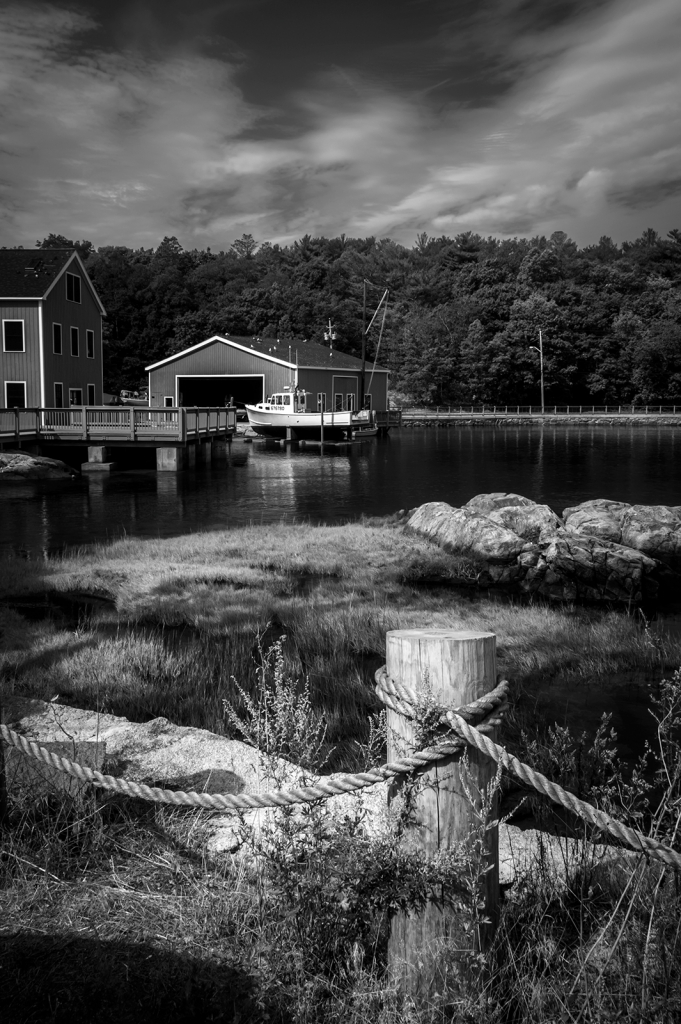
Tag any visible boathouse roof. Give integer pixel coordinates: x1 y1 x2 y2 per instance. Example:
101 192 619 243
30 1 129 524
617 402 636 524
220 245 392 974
145 334 388 373
0 248 106 313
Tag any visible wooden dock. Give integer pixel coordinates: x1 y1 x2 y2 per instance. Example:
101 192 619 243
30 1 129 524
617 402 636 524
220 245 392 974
0 406 236 448
0 406 237 471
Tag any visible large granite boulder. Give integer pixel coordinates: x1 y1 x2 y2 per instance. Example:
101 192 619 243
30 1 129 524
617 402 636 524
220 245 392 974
486 503 562 545
465 492 536 513
521 530 660 603
564 499 681 569
407 501 529 564
408 494 670 603
0 450 76 481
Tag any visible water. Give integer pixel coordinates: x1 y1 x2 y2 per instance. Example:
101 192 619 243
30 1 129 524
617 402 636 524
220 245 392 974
1 425 680 555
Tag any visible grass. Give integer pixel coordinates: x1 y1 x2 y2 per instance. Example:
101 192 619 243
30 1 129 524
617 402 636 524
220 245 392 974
2 521 680 771
1 520 681 1021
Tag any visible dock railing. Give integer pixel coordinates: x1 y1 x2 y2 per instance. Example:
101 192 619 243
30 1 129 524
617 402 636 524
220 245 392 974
0 406 237 444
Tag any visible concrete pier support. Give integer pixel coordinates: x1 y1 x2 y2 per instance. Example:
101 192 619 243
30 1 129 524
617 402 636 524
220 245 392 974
196 440 212 464
82 445 116 473
186 444 196 468
211 438 229 460
156 447 187 472
88 446 109 463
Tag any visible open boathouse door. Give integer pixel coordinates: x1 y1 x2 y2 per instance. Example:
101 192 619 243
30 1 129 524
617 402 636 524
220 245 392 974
176 374 264 408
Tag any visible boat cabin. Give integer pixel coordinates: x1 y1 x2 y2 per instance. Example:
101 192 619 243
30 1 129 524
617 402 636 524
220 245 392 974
256 389 309 412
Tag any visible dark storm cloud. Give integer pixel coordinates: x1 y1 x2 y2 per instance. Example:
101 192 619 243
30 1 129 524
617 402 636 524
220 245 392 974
609 179 681 210
1 0 679 248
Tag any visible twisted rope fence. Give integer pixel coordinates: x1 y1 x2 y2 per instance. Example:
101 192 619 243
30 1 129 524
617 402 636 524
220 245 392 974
2 667 679 871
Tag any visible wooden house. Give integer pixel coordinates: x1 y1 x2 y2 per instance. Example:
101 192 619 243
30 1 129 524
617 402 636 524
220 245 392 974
146 335 389 412
0 248 106 409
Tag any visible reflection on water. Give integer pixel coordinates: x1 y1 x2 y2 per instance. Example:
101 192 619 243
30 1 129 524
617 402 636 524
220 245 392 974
1 425 680 555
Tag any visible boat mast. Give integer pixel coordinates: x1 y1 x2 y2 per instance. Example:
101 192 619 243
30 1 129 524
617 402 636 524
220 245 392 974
361 279 367 409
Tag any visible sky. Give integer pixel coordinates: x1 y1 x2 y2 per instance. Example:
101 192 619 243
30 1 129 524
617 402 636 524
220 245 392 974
1 0 680 251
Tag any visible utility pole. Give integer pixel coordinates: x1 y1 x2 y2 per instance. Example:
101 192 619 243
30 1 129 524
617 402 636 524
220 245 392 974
539 329 545 413
530 330 545 413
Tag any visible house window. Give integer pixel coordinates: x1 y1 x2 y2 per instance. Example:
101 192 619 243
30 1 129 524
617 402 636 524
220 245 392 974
86 329 95 358
346 393 356 411
87 384 96 405
317 392 327 411
66 272 81 302
3 320 24 352
69 388 83 406
164 396 174 407
5 382 26 408
53 323 62 354
334 393 344 412
54 383 64 408
70 327 79 356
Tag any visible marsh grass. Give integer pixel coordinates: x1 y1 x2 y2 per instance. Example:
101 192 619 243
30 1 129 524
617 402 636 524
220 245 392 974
3 522 681 776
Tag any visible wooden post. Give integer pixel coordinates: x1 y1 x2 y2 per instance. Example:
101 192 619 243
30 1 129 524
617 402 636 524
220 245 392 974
385 629 499 1001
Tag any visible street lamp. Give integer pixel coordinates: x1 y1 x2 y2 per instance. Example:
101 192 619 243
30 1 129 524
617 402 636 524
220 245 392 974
529 329 545 414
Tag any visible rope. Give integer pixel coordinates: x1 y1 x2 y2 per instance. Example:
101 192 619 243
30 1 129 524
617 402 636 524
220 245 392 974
446 712 681 870
0 691 504 812
2 669 680 871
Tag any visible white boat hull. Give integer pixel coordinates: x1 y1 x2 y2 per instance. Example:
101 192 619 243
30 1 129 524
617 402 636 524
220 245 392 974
245 404 368 439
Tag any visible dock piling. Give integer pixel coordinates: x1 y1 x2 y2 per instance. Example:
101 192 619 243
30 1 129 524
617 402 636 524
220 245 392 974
385 628 499 1000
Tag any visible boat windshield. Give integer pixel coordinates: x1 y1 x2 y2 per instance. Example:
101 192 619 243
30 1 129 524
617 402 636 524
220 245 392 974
265 392 307 409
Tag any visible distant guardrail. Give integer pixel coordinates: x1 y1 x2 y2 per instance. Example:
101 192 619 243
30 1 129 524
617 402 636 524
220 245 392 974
400 404 681 418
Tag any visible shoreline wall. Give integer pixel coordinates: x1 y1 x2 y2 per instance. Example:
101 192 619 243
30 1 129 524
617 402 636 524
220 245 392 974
400 414 681 428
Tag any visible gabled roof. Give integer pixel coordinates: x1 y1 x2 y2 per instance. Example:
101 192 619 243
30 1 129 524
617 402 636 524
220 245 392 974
0 248 106 314
146 334 388 373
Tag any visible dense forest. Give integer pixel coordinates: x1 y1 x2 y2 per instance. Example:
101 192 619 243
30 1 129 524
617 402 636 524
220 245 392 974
38 228 681 405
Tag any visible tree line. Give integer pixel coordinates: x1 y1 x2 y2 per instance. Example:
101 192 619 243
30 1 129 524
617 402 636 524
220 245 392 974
38 227 681 405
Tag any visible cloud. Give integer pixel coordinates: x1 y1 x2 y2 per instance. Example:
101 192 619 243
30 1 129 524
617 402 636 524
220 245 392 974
0 3 255 246
0 0 679 249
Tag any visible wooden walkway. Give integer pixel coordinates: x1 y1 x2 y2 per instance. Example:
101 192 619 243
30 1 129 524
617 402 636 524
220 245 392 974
0 406 236 447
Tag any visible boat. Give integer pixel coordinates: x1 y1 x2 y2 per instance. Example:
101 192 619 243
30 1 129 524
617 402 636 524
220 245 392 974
119 388 149 407
246 387 372 440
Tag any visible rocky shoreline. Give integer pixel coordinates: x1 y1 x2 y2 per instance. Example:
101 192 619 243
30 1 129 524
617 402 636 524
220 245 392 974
401 415 681 428
408 493 681 604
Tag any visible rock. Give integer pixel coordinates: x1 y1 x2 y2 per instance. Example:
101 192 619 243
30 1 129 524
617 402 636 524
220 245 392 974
407 501 528 564
564 499 681 569
5 695 628 886
621 505 681 569
408 495 668 604
527 530 660 603
465 492 536 513
486 503 562 545
0 450 76 481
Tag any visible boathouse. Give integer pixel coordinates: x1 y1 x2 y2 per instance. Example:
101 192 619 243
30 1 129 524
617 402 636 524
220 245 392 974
0 248 106 409
145 335 389 412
